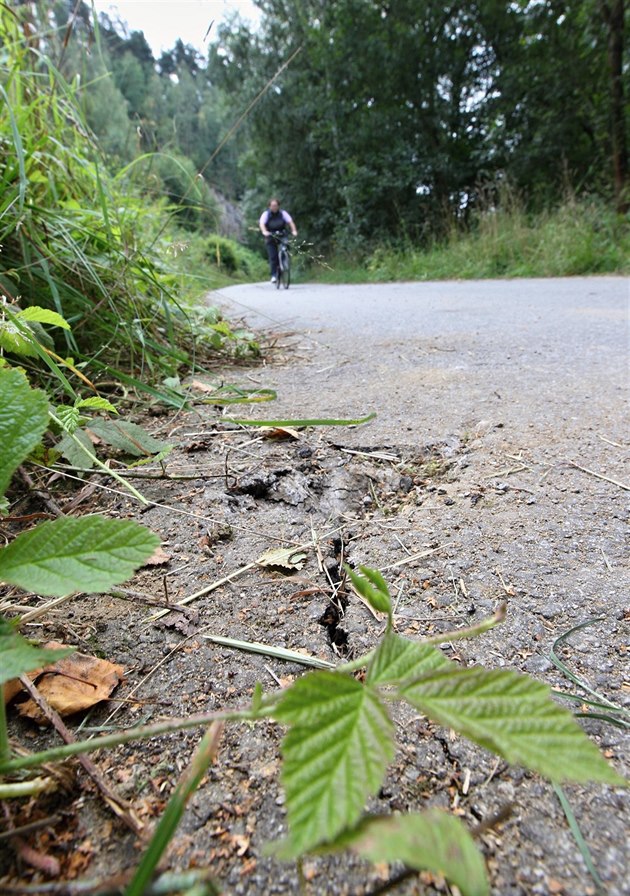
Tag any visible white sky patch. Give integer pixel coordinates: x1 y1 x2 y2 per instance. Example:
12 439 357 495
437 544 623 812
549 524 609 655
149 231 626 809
90 0 260 57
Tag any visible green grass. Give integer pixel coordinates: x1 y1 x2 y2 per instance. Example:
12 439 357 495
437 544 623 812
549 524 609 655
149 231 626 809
0 6 258 403
314 197 630 283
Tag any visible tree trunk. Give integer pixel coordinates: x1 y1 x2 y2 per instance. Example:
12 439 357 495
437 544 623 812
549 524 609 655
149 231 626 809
600 0 628 212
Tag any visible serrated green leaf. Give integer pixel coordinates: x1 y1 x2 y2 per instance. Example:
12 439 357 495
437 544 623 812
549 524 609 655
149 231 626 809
274 671 395 855
367 630 452 685
0 322 38 356
401 667 625 785
56 405 82 434
348 810 488 896
0 368 49 497
0 617 74 686
346 565 392 615
57 428 96 470
88 419 170 457
0 620 73 687
75 397 118 414
0 517 160 597
17 307 70 329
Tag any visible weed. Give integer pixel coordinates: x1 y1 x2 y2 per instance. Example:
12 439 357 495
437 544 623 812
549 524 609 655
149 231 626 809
2 551 624 894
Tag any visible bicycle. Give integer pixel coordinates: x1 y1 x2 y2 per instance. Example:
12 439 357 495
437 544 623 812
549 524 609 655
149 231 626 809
270 232 291 289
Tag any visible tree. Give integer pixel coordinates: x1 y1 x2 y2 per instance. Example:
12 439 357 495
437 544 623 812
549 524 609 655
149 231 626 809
600 0 628 211
210 0 628 247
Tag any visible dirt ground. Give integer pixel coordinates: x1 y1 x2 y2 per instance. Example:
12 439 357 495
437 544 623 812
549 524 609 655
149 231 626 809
1 276 628 895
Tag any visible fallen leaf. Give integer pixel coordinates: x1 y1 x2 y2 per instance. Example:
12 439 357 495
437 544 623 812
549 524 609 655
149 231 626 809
4 677 30 705
143 545 171 567
257 546 308 571
16 643 124 722
261 426 300 441
190 379 216 393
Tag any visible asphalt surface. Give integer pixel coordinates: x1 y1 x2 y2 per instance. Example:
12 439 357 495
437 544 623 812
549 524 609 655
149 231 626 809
214 276 629 446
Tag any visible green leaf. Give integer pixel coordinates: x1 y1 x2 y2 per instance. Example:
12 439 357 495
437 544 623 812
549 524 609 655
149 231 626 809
274 671 395 855
0 321 38 357
0 367 49 497
17 307 70 329
0 516 160 597
346 565 392 616
367 630 452 685
0 618 74 687
75 396 118 414
401 667 625 785
347 810 488 896
88 419 170 457
57 428 96 470
56 404 82 434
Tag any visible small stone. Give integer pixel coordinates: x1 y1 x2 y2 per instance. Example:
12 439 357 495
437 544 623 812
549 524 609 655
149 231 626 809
399 475 414 493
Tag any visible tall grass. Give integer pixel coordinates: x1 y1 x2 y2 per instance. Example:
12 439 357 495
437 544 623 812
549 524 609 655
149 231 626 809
316 191 630 283
0 6 254 401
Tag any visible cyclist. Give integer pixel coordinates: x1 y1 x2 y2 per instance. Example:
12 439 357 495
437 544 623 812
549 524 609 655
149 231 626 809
259 197 298 283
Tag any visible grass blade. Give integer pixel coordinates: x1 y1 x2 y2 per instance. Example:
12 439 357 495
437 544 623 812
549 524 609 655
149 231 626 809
125 722 224 896
550 618 629 716
202 634 335 669
225 413 377 427
553 783 605 892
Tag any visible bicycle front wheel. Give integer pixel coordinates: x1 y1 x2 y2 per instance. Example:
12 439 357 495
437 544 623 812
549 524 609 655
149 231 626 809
280 249 290 289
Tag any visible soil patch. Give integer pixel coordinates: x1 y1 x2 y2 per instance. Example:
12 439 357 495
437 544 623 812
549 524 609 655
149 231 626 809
2 287 628 895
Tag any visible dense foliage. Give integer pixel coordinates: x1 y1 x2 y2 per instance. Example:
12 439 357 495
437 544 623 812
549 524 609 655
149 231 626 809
0 1 261 398
210 0 628 247
8 1 626 257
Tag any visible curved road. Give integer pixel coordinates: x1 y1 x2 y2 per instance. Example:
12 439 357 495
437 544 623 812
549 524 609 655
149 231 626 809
212 275 630 895
214 276 628 446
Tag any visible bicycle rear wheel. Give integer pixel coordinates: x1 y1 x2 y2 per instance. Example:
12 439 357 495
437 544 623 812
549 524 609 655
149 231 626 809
280 248 290 289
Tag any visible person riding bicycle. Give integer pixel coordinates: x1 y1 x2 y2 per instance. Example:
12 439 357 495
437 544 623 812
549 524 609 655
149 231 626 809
259 197 298 283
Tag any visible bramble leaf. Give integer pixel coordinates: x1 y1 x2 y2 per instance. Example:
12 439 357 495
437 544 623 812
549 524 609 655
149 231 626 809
88 419 170 457
75 396 118 414
274 671 395 855
0 367 49 497
55 404 82 434
367 630 452 685
0 516 160 597
17 307 70 329
0 618 73 687
346 565 392 616
56 428 96 470
401 667 625 785
347 809 488 896
0 321 38 356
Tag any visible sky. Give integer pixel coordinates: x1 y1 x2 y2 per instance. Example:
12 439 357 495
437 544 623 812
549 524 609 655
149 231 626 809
91 1 260 57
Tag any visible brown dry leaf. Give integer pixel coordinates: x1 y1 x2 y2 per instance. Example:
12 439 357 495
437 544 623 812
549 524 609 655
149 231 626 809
143 545 171 567
231 834 250 857
4 677 34 705
190 379 217 393
65 840 94 879
17 643 124 722
261 426 301 441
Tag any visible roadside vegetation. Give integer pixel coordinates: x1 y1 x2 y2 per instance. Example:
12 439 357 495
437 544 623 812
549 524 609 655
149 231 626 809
313 192 630 283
